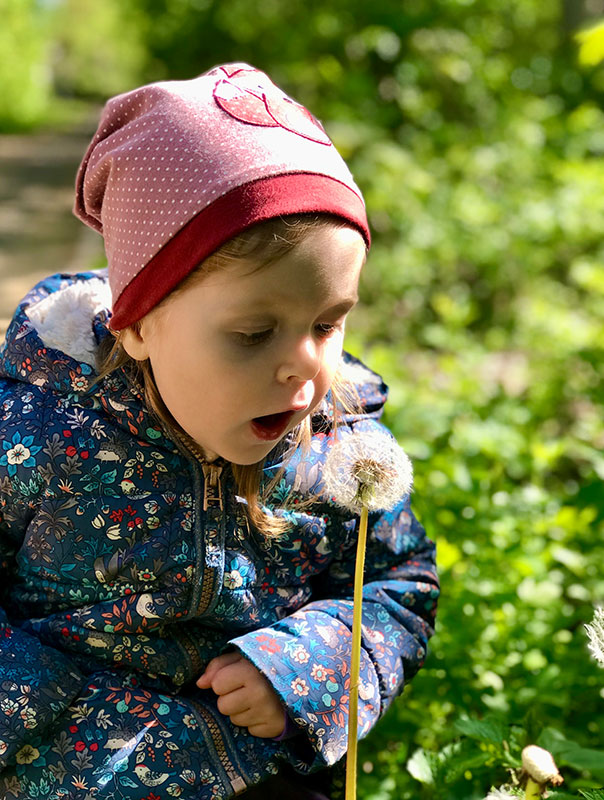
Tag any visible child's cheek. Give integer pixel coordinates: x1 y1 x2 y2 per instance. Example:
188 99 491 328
325 337 345 378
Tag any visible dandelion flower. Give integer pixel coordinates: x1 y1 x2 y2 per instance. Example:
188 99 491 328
321 429 414 800
484 787 519 800
585 607 604 668
322 430 413 513
521 745 563 786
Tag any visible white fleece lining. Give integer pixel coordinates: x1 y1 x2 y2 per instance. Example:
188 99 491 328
26 277 112 366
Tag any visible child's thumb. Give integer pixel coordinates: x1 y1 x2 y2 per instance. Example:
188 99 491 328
196 665 216 688
196 671 211 688
196 650 241 689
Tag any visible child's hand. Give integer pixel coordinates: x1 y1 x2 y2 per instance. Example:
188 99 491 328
196 651 285 738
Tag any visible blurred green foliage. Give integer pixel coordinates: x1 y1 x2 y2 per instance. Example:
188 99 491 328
577 19 604 66
3 0 604 796
0 0 52 130
50 0 148 99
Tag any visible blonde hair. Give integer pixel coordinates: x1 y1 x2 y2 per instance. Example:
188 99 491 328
96 215 364 537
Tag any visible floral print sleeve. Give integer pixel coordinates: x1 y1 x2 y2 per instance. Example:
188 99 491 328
229 491 439 769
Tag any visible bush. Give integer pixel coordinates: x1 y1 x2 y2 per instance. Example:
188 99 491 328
50 0 148 98
0 0 52 130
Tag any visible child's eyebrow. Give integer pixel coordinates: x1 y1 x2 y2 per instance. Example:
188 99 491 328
318 298 359 314
224 297 358 319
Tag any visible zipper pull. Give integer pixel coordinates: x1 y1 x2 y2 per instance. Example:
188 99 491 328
202 463 224 511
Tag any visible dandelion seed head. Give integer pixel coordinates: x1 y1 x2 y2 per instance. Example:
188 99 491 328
483 787 519 800
521 745 562 785
322 430 413 512
585 607 604 668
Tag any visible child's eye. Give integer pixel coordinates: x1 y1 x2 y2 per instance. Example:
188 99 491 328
233 322 341 346
315 322 340 338
234 329 273 346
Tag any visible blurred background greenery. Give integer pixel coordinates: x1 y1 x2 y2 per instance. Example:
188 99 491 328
2 0 604 796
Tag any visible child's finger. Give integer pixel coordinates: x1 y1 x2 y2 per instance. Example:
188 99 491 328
196 651 242 688
196 652 241 687
208 659 252 696
227 708 257 729
216 686 251 717
247 718 287 739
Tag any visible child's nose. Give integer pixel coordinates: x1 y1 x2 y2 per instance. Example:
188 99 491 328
276 336 321 384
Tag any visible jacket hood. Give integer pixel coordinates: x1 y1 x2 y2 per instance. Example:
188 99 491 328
0 271 388 452
0 270 111 386
0 271 175 451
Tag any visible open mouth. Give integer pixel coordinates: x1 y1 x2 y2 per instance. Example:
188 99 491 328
250 410 296 441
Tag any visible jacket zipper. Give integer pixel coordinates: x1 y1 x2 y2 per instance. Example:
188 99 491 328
168 433 227 663
163 441 253 791
192 700 250 794
202 462 223 510
188 459 249 792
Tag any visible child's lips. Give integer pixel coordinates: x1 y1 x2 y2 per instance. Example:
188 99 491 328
250 408 304 441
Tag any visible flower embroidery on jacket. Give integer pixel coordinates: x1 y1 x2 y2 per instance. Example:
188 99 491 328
15 744 40 765
291 677 309 697
310 663 333 682
224 569 244 590
0 431 41 476
291 645 310 664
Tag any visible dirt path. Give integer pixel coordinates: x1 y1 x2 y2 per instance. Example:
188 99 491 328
0 119 104 339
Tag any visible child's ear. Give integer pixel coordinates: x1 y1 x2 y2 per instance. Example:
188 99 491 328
120 322 150 361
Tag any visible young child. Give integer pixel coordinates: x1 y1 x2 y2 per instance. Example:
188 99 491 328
0 64 439 799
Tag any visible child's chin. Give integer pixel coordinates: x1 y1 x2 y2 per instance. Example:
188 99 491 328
229 438 289 467
232 445 278 466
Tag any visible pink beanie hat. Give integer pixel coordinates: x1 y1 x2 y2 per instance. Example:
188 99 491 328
73 63 370 330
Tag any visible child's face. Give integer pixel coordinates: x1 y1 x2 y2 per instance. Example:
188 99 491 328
124 225 366 464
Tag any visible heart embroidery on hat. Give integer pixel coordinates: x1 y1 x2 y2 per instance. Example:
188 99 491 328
213 66 332 145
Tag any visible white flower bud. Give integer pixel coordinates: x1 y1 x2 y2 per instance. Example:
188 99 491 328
585 607 604 668
484 788 518 800
322 430 413 513
521 745 563 786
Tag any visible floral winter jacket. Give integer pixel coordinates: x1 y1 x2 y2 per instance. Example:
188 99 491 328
0 271 438 799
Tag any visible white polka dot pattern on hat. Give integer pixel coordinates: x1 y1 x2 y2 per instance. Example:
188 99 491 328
74 64 365 306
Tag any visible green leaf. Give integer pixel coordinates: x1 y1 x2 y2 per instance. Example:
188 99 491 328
444 750 492 784
576 21 604 67
547 792 577 800
538 728 604 775
579 791 604 800
453 715 507 744
548 794 583 800
406 749 434 785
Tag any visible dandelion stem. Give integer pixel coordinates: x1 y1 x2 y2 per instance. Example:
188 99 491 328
345 505 369 800
524 778 542 800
